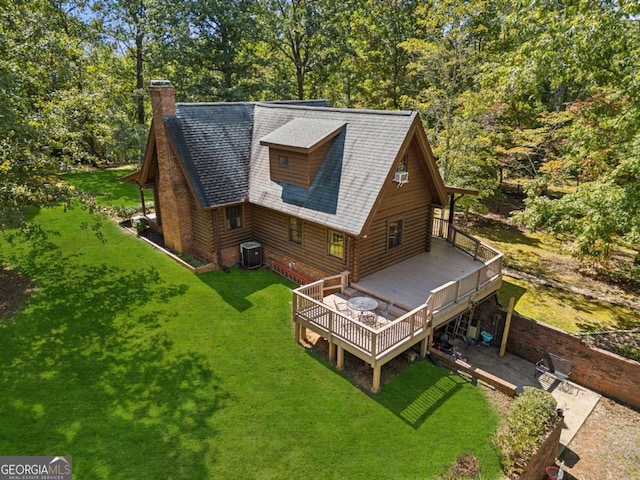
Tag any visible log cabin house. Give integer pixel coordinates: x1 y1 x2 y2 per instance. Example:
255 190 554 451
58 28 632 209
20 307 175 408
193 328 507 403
124 81 503 392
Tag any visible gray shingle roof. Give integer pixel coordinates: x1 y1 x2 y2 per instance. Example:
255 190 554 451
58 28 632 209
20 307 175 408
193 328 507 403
166 103 255 207
165 100 330 208
248 104 417 236
259 117 346 151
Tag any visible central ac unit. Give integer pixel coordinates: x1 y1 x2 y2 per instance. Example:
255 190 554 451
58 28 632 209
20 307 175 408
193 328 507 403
393 171 409 184
240 241 262 269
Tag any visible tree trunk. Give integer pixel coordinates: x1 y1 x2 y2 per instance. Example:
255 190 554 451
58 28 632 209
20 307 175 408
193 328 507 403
136 23 145 125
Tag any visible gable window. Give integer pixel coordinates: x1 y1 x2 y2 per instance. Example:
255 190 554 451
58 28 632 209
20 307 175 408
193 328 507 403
279 155 289 167
225 205 243 230
388 219 403 249
289 217 302 244
327 230 345 259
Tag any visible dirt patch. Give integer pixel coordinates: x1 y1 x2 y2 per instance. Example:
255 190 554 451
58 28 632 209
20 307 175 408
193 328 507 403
0 268 32 320
581 331 640 361
299 330 412 392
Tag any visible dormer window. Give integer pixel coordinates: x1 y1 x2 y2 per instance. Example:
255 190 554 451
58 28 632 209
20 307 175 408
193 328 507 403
261 118 346 189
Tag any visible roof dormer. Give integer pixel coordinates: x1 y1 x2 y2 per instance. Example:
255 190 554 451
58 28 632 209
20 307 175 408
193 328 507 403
260 118 345 188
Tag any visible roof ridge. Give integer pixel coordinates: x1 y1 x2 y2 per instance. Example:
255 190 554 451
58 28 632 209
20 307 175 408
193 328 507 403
256 103 415 117
176 102 256 107
176 100 331 108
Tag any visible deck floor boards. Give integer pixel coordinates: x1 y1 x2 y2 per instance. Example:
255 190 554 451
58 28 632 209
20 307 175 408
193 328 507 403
352 239 485 310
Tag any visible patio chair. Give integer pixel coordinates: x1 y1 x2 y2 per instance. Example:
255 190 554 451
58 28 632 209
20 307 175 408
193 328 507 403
359 311 377 327
548 352 573 390
379 299 394 319
536 353 575 394
334 299 351 317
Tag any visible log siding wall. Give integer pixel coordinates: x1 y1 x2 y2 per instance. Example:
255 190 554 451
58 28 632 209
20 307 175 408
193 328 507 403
215 202 254 267
358 137 434 278
189 196 215 262
252 205 347 280
268 142 332 189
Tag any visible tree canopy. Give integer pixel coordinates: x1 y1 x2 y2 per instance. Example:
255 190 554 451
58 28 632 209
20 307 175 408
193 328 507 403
1 0 638 269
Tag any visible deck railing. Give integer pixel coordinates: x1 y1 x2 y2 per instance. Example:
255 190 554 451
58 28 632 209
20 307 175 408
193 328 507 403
432 217 501 262
294 223 502 362
429 217 502 315
294 281 430 361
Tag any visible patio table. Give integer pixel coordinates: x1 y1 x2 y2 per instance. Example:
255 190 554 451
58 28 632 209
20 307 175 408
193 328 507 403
347 297 378 325
347 296 378 312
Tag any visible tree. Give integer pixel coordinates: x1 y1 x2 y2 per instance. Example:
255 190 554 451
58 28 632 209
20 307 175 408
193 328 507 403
148 0 260 101
507 2 640 267
401 0 500 203
89 0 160 125
0 0 87 227
257 0 339 99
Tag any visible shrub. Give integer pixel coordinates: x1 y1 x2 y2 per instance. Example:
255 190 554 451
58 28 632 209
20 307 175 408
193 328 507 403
135 218 149 235
493 387 558 477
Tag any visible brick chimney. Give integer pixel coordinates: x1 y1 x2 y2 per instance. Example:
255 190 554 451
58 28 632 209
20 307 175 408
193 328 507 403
148 80 193 255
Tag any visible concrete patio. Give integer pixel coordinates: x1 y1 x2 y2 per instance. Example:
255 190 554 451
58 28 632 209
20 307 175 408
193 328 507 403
451 339 601 453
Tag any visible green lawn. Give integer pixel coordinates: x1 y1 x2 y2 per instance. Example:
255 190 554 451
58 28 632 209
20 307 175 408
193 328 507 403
63 168 149 208
0 171 502 479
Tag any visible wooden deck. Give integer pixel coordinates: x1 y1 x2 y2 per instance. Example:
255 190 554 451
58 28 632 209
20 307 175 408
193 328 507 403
352 238 487 311
292 226 503 393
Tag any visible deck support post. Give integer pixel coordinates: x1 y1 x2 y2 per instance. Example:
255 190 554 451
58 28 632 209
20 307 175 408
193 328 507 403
421 329 433 359
337 346 344 370
328 342 336 363
294 322 301 344
372 364 381 394
420 335 429 358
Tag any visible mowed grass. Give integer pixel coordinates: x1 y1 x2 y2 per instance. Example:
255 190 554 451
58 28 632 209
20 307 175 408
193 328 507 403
0 170 502 479
499 277 636 333
63 168 149 208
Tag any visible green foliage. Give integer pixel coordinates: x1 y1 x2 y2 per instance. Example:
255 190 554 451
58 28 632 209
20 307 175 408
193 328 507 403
493 387 558 477
2 0 639 268
619 344 640 362
0 205 502 479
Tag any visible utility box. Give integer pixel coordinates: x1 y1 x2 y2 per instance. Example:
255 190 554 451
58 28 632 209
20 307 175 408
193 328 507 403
240 241 262 269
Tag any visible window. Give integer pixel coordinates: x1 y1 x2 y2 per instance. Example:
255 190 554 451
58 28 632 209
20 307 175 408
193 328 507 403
397 154 408 173
289 217 302 244
327 230 345 259
388 219 403 249
225 205 243 230
279 155 289 167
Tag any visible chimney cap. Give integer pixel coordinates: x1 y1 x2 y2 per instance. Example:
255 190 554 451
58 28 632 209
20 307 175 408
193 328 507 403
150 79 172 87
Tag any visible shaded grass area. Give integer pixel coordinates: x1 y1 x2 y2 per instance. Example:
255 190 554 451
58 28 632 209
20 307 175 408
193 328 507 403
63 168 148 208
0 206 502 479
469 224 638 333
499 277 637 333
